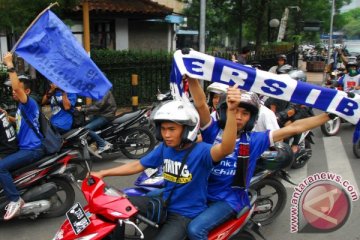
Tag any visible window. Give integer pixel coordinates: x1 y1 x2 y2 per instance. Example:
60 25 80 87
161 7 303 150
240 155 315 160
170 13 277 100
90 21 115 50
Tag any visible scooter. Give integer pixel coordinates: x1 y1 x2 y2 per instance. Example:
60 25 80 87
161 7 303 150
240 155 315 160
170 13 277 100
0 128 89 220
124 143 295 226
89 107 156 159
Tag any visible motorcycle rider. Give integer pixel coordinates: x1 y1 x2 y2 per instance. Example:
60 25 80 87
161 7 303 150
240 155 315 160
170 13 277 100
41 82 77 133
268 54 293 74
206 82 228 114
186 77 334 240
337 61 360 94
90 85 240 240
77 90 117 154
1 52 45 220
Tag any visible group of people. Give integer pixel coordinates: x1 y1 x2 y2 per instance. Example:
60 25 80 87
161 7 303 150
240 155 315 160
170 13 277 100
91 52 334 239
0 52 115 220
0 48 339 238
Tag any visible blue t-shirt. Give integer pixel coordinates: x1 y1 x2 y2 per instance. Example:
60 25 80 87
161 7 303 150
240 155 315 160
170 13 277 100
140 142 213 219
201 117 270 212
16 97 43 150
50 91 77 131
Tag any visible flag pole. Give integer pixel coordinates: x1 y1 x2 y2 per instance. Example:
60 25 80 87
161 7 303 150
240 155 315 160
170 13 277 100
11 2 59 53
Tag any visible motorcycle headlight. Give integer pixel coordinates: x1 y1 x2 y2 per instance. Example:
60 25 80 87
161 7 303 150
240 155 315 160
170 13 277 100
104 186 127 197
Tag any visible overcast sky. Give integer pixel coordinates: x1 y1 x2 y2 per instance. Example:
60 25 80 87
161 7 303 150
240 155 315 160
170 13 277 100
341 0 360 12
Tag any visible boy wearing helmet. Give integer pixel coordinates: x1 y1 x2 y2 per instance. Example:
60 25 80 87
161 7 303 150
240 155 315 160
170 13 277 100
1 52 45 220
91 85 241 240
337 61 360 94
187 78 333 239
206 82 228 114
268 54 293 74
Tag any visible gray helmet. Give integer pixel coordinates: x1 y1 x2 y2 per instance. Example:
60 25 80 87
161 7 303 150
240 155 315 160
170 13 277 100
277 54 287 62
216 91 260 131
288 70 307 82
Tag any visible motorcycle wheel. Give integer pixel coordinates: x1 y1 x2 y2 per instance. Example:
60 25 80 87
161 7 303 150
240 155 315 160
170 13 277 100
42 178 75 218
230 230 256 240
119 127 156 159
320 117 341 136
291 139 311 169
251 177 287 226
353 139 360 158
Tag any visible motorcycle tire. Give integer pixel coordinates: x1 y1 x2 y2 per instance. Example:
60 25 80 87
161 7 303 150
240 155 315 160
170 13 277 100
42 178 75 218
320 117 341 136
353 139 360 159
251 177 287 226
230 230 256 240
119 127 156 159
291 139 311 169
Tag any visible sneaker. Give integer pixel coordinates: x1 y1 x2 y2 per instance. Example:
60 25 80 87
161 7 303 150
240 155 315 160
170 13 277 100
97 141 113 154
4 198 24 220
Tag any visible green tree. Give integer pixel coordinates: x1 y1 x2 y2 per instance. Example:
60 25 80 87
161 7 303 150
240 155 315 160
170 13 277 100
181 0 351 50
336 7 360 38
0 0 79 37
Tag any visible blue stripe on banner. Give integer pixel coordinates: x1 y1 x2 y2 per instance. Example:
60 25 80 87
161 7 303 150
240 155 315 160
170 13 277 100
171 49 360 125
15 10 112 100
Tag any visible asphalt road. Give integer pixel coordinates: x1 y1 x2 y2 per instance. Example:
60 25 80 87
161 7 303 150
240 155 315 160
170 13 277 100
1 122 360 240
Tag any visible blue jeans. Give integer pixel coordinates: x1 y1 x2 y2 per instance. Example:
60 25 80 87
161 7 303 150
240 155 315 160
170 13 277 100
187 201 236 240
0 149 44 201
84 116 109 147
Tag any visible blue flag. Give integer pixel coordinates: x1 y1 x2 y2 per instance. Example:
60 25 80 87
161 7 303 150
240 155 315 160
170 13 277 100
15 10 112 100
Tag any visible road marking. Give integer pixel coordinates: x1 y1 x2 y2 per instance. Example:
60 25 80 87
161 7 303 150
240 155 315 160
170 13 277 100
324 136 360 194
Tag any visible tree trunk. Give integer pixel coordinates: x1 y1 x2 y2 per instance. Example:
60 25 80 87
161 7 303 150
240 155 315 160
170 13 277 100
254 0 268 53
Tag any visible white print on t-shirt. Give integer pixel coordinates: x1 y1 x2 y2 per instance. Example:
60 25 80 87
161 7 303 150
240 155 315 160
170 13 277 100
1 113 16 141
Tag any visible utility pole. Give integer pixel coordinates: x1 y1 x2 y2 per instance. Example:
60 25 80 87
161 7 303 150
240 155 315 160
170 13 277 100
199 0 206 53
327 0 335 67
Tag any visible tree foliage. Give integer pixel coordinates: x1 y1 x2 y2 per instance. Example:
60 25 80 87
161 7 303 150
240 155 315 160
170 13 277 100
181 0 351 50
336 7 360 38
0 0 79 35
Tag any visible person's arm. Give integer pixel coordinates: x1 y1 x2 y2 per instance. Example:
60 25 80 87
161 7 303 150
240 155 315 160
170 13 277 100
272 113 330 143
187 77 211 127
3 52 27 104
41 84 56 105
61 92 72 110
91 160 145 179
210 85 240 162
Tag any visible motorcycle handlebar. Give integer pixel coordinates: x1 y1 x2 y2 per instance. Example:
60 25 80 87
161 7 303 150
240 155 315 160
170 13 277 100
136 214 159 228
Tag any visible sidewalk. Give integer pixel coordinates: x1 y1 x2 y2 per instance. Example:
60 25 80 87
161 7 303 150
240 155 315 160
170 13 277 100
298 59 324 85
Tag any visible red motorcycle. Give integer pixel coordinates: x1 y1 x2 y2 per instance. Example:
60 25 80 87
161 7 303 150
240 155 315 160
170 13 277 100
53 174 261 240
0 128 89 220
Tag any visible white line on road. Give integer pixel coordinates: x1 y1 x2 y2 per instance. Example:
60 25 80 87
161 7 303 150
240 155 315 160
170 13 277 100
324 136 360 194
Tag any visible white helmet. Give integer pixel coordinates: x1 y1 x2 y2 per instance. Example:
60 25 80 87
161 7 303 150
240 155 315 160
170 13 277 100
206 82 229 94
151 100 200 144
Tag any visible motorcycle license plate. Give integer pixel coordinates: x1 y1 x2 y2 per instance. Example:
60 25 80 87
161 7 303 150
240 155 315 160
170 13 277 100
66 202 91 235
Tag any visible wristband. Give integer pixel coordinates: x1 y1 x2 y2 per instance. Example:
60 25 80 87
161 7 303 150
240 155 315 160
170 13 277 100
327 113 337 120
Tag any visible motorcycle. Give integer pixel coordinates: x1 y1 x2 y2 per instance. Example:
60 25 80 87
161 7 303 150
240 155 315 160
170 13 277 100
124 143 295 226
0 127 89 220
89 108 156 159
288 130 314 169
53 144 262 240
